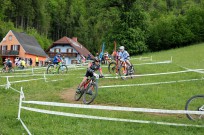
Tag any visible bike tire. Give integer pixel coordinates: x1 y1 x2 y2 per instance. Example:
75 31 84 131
74 86 84 101
58 65 68 74
83 83 98 104
129 65 135 79
47 64 55 74
108 62 117 74
1 68 6 73
118 65 127 80
9 67 15 73
185 95 204 120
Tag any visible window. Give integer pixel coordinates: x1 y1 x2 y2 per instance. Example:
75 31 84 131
12 45 20 50
67 48 73 53
54 48 61 53
2 45 7 50
9 35 12 41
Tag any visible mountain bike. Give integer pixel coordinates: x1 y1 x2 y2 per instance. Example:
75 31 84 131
1 66 15 73
108 59 135 80
74 73 103 104
46 62 68 74
185 95 204 120
118 61 135 80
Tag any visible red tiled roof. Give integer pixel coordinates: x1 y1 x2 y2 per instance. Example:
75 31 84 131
47 36 93 58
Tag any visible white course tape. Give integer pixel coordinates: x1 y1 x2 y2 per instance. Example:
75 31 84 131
179 66 204 74
0 84 6 87
21 106 204 128
133 60 172 66
104 69 204 79
131 56 152 61
9 78 45 84
99 78 204 88
9 86 21 93
19 118 32 135
22 101 204 115
102 60 172 68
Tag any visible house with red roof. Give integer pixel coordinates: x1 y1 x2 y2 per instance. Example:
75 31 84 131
46 36 93 64
0 30 47 66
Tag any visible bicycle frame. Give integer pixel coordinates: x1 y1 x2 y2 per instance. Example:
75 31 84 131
83 79 92 90
199 105 204 111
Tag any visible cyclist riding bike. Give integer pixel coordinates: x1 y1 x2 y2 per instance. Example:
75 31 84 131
76 57 104 93
53 53 62 65
52 53 63 71
4 58 12 72
118 46 133 73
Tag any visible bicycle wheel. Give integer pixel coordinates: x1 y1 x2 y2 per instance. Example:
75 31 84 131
1 68 6 73
83 83 98 104
185 95 204 120
9 67 15 73
74 86 84 101
118 65 127 80
58 65 68 74
128 65 135 79
108 62 116 74
47 64 55 74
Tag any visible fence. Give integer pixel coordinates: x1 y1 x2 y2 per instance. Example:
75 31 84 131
17 92 204 135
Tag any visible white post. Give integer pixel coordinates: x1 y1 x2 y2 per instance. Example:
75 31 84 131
6 76 11 89
32 67 34 75
17 87 24 120
44 72 47 82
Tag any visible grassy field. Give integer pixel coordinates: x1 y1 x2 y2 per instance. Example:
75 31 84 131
0 43 204 135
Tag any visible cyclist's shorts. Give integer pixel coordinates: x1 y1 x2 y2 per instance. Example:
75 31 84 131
85 70 93 77
124 57 130 61
6 62 12 67
53 62 59 65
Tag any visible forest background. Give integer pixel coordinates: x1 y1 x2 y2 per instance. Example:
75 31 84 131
0 0 204 55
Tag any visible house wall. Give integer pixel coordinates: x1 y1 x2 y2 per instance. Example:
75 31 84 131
50 45 79 64
0 30 46 66
0 31 26 66
25 53 46 66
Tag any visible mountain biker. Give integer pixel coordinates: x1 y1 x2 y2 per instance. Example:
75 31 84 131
118 46 132 70
76 57 104 93
21 58 26 69
4 58 12 72
53 53 62 64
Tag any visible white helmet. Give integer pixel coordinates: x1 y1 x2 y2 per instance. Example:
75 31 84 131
119 46 125 51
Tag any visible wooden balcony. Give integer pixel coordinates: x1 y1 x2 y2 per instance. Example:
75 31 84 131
0 50 19 56
47 52 77 58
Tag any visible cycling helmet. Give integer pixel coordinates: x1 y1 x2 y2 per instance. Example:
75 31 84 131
119 46 125 51
94 57 99 62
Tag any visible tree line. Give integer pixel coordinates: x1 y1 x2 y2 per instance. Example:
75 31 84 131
0 0 204 55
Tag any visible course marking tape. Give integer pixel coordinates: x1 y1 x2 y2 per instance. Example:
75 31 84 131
131 56 152 61
21 106 204 128
19 118 32 135
133 60 172 66
9 86 21 93
22 101 204 115
104 69 204 79
9 78 45 84
178 66 204 74
102 58 172 68
99 78 204 88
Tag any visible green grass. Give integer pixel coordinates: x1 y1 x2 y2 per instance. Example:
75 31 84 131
1 43 204 134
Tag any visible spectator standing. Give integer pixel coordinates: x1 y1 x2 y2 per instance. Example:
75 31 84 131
35 56 39 66
30 58 33 66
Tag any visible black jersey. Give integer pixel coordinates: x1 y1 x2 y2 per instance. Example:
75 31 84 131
90 62 101 71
